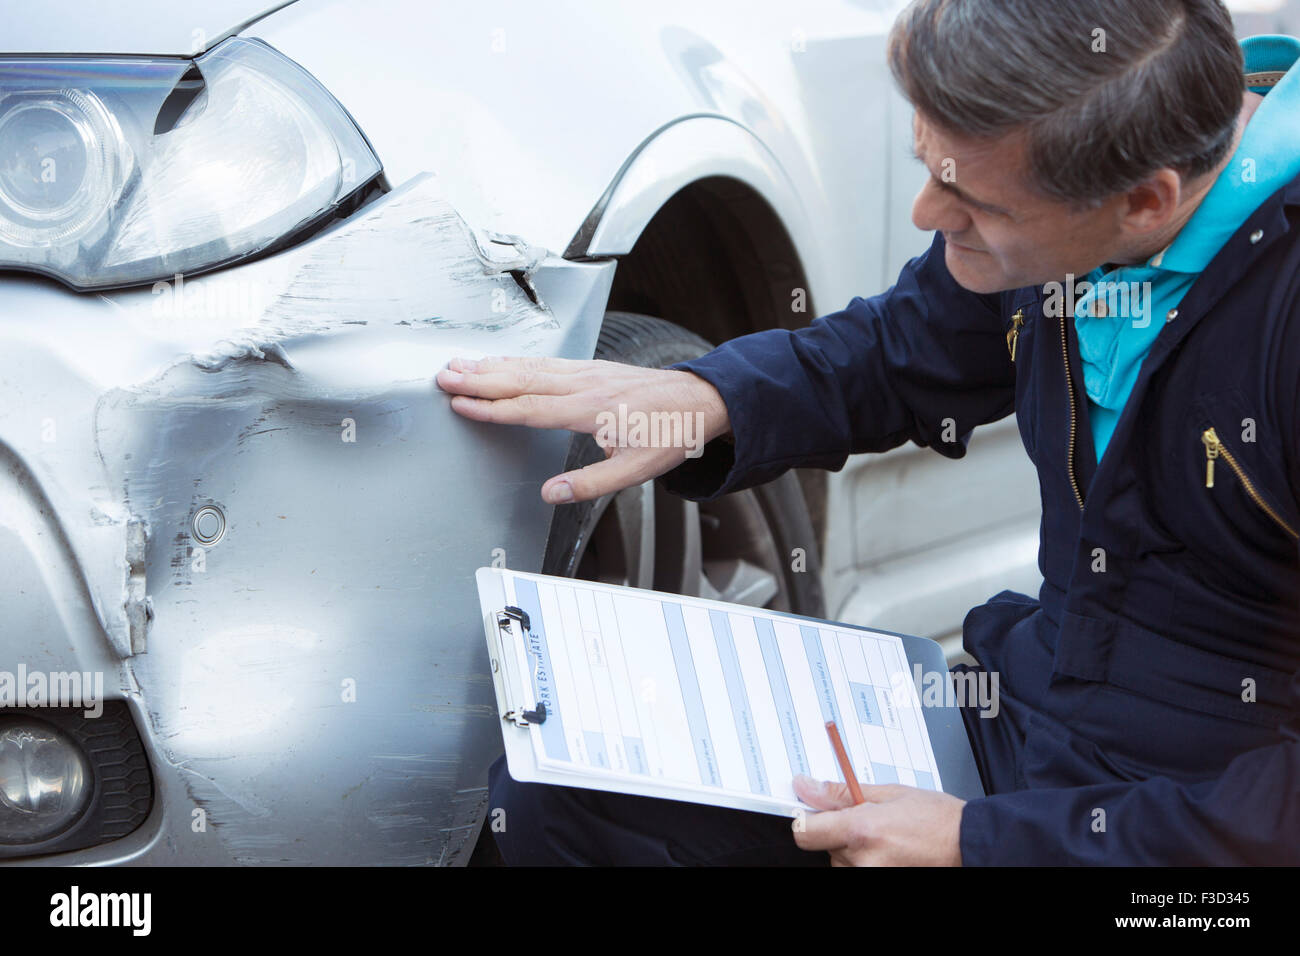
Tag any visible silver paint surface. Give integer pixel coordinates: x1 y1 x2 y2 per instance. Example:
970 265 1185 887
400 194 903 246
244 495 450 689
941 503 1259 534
1 174 612 864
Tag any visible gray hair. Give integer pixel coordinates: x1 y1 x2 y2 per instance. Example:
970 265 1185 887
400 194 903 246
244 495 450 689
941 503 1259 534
887 0 1245 208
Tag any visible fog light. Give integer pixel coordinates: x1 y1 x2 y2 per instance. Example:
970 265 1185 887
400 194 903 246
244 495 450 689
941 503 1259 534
0 719 92 843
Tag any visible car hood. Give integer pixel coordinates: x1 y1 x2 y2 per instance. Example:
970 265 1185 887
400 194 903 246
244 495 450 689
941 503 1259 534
4 0 297 56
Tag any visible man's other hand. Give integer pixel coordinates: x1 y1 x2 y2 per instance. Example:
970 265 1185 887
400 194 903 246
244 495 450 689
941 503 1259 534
791 774 965 866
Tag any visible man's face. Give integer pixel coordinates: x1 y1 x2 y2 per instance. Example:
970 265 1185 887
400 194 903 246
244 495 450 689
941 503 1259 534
909 111 1128 293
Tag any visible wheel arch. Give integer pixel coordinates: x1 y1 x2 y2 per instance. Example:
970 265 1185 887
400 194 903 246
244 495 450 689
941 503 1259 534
567 116 823 334
569 122 830 546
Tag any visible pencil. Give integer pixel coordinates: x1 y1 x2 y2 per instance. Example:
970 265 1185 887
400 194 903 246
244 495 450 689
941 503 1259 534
825 720 865 805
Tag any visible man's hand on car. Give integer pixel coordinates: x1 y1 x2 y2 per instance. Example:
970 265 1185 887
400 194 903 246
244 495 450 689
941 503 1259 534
437 355 731 504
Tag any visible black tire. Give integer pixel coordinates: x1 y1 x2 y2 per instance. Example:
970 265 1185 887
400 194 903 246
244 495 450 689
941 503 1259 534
542 311 824 618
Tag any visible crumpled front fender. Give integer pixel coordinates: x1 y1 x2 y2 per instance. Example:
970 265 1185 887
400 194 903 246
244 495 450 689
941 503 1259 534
0 172 614 864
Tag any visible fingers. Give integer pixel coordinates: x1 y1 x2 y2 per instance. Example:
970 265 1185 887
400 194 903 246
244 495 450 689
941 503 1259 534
541 448 675 504
437 355 587 400
792 803 853 853
460 355 590 376
437 355 702 503
790 782 918 858
447 392 584 430
794 775 858 811
791 776 866 854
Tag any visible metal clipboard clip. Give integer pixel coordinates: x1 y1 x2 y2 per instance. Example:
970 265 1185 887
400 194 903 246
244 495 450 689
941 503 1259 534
492 606 548 728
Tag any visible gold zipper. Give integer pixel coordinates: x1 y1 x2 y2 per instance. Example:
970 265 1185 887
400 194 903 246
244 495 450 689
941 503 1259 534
1006 309 1025 362
1201 426 1299 539
1060 313 1084 510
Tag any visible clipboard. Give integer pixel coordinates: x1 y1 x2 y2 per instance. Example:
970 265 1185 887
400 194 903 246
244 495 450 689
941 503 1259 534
477 566 985 816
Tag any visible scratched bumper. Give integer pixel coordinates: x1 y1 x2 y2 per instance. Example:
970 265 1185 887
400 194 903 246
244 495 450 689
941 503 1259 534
0 174 614 864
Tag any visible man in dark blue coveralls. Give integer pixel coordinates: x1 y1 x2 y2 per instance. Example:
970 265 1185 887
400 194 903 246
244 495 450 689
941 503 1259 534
438 0 1300 865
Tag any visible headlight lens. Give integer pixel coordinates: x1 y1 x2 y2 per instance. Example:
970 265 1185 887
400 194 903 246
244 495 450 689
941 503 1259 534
0 37 381 289
0 89 124 245
0 719 93 844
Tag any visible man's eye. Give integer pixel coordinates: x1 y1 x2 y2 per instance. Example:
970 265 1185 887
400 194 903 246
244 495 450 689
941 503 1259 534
957 194 996 217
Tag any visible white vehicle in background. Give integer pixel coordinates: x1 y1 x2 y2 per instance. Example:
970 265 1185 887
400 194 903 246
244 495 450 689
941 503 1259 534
4 0 1284 865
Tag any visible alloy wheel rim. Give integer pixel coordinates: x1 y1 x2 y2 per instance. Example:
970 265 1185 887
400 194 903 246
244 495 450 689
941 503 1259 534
571 480 788 610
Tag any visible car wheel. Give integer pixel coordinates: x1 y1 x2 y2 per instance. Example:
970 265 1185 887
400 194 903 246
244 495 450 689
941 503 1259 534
542 310 824 617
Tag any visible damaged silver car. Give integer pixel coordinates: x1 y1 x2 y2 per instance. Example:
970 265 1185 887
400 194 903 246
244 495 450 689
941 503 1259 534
0 0 1043 864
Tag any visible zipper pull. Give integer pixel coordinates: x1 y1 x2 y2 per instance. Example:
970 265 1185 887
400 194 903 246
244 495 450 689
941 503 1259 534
1007 309 1025 362
1202 427 1220 488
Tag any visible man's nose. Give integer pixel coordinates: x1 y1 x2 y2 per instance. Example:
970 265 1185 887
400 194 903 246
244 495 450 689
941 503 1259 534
912 177 970 235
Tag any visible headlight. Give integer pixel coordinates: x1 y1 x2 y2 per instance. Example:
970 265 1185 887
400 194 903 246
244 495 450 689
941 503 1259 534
0 719 92 844
0 37 382 290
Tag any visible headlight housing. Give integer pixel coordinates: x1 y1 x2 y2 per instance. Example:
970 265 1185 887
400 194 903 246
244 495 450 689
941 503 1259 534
0 37 382 290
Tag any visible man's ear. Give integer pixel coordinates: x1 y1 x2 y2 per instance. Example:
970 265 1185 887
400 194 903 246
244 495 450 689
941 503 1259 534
1118 168 1184 236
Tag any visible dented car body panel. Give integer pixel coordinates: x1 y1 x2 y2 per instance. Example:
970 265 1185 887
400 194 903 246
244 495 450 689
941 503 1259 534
2 174 613 864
